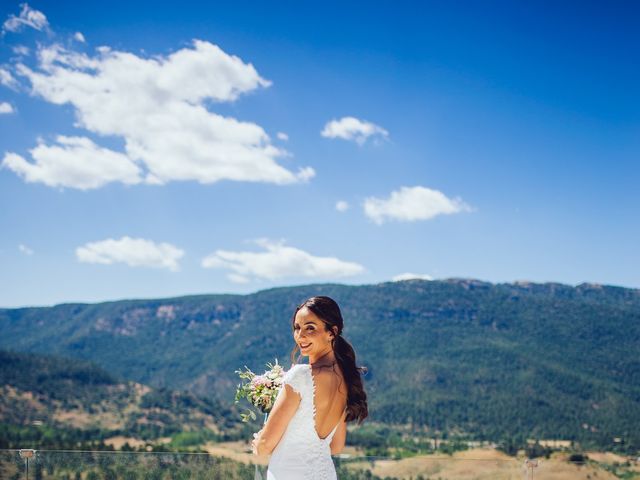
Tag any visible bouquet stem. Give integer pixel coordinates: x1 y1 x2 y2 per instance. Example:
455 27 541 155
254 410 270 479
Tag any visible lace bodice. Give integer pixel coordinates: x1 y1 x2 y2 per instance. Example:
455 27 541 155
266 363 345 480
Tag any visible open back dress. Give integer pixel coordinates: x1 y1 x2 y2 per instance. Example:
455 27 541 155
266 363 346 480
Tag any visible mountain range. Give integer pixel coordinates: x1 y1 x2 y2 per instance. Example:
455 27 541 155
1 278 639 451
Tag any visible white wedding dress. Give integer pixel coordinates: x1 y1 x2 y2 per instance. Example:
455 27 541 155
266 363 345 480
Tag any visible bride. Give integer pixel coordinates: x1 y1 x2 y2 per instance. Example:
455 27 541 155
251 296 368 479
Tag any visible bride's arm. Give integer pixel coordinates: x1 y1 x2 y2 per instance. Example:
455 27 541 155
252 384 301 456
329 411 348 455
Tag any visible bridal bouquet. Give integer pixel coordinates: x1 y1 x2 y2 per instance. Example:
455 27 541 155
234 359 285 422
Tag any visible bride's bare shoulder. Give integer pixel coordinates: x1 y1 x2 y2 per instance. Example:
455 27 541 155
313 366 346 394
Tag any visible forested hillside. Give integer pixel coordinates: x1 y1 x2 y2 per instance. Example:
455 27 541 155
1 278 639 451
0 350 242 449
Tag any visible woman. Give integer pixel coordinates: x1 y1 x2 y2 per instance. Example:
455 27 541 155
251 296 368 479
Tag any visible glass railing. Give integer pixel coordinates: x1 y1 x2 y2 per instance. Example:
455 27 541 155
0 448 602 479
0 448 25 479
1 449 257 479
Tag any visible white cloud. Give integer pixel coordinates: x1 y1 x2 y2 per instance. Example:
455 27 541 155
276 132 288 141
73 32 85 43
3 3 49 33
5 40 313 189
76 236 184 271
321 116 389 145
202 238 365 283
0 102 14 114
392 272 433 282
228 273 250 284
18 244 33 255
335 200 349 212
363 185 473 225
1 136 143 190
12 45 30 56
296 167 315 182
0 68 20 89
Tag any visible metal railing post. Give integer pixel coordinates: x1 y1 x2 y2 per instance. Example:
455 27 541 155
524 458 539 479
19 449 36 480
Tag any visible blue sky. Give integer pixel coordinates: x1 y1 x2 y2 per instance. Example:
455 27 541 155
1 1 638 308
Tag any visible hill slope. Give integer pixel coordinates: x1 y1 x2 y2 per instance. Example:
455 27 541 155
0 349 241 449
1 278 639 450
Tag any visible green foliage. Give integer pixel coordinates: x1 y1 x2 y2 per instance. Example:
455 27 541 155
568 452 588 463
0 349 117 399
524 441 553 459
168 430 217 448
0 422 114 450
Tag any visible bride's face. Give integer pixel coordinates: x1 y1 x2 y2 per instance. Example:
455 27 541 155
293 307 334 356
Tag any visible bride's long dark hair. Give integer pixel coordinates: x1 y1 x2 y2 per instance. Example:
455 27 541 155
289 296 368 425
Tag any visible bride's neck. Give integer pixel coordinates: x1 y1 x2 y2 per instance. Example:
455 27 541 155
310 349 336 367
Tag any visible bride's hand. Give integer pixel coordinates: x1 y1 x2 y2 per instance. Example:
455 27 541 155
251 428 264 455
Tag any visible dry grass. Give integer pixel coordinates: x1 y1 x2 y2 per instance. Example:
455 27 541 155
103 436 147 449
52 410 95 428
584 450 629 463
203 440 270 466
530 453 619 480
346 448 520 479
343 448 625 480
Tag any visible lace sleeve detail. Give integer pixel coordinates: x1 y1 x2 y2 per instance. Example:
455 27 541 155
282 364 306 397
